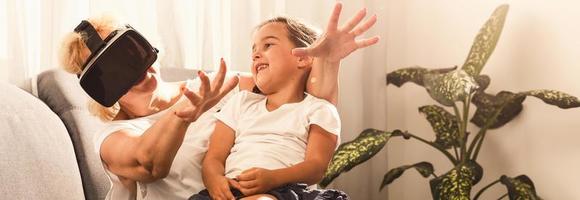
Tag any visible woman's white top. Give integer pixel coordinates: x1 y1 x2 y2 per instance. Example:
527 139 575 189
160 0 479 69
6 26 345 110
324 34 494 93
94 73 239 200
214 91 341 179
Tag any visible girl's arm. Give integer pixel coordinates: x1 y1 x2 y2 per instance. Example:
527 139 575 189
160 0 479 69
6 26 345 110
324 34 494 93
202 121 237 199
233 124 338 195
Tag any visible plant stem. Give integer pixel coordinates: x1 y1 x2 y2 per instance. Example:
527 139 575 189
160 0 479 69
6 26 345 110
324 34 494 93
473 179 501 200
472 129 488 161
467 128 483 158
431 172 438 178
452 104 465 162
498 193 508 200
406 133 457 164
460 97 470 163
454 146 460 160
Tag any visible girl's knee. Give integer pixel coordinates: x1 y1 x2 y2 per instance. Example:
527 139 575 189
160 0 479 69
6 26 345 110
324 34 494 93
240 194 277 200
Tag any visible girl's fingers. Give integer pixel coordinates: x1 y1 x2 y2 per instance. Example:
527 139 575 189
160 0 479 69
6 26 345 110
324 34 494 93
236 171 256 181
238 179 258 189
326 2 342 32
351 14 377 36
228 179 242 190
355 36 380 49
340 8 367 32
239 188 258 196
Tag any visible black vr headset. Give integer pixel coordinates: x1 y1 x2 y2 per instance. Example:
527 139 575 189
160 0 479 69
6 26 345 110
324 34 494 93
74 20 158 107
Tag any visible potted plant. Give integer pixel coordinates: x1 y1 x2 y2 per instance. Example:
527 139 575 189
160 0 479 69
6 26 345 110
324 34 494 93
319 4 580 200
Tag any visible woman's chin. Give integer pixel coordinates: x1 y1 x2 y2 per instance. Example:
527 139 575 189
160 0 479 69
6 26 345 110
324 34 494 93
132 73 158 93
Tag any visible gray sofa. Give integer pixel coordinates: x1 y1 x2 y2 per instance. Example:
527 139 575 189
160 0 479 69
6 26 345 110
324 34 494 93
0 68 198 200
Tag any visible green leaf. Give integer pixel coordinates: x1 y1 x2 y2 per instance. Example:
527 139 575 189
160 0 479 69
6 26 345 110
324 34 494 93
430 161 483 200
387 66 457 87
474 75 491 91
419 105 460 149
471 90 580 129
319 129 403 187
424 69 479 106
523 89 580 109
500 175 541 200
462 4 509 76
470 91 525 129
380 162 434 190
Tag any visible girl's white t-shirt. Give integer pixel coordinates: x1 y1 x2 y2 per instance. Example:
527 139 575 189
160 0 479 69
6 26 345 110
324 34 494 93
214 90 341 179
94 73 239 200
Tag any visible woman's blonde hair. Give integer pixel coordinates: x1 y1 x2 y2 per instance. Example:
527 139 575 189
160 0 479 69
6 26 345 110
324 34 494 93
59 16 120 121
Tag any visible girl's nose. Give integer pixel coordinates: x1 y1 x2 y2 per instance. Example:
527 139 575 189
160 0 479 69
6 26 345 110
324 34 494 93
252 51 261 61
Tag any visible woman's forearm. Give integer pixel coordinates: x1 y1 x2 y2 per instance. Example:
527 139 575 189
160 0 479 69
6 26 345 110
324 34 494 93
307 58 340 105
133 111 191 182
102 110 191 183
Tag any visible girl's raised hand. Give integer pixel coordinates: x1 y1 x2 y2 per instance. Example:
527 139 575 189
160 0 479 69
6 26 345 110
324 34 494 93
292 2 379 63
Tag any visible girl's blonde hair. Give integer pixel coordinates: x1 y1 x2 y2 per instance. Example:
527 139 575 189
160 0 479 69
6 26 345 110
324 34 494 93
59 16 120 121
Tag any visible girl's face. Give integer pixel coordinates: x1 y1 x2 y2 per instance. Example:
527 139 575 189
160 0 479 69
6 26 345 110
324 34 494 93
251 22 303 95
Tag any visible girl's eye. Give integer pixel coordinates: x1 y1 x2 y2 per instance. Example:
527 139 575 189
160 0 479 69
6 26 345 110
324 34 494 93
264 43 273 49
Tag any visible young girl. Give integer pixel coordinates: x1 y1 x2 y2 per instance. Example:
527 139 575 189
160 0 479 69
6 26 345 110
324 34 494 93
193 4 378 200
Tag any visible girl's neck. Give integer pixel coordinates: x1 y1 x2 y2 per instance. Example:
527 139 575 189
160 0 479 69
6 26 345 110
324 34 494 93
265 82 307 112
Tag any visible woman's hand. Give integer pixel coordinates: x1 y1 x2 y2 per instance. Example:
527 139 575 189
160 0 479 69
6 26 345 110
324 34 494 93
299 3 379 105
206 175 236 200
292 2 379 63
230 167 277 196
175 58 239 122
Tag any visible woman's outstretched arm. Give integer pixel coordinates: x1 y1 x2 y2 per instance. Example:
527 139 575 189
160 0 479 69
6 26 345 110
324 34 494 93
300 2 380 105
100 61 238 183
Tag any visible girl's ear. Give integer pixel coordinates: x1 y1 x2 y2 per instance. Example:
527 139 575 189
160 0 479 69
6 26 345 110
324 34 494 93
297 55 313 69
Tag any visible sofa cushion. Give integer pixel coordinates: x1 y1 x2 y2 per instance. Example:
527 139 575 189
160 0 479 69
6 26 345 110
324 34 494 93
0 82 85 199
36 69 109 200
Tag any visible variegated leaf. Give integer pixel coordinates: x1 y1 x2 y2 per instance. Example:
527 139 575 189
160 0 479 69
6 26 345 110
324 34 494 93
387 66 457 87
462 4 509 76
475 75 491 91
523 89 580 109
471 90 580 129
380 162 434 190
430 161 483 200
419 105 460 149
320 129 403 187
500 175 541 200
470 91 525 129
424 69 479 106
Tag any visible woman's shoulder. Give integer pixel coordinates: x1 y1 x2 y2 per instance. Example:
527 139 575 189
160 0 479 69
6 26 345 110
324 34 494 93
237 74 255 91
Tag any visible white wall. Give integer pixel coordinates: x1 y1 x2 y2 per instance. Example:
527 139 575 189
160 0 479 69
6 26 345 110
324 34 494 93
386 0 580 199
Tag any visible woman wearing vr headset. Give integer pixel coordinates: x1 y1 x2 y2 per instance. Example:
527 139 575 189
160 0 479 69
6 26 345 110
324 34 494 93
59 2 378 200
